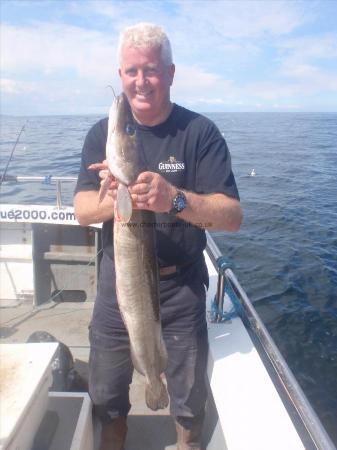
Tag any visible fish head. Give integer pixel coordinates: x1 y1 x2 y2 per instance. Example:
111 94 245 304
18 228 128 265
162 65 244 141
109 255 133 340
115 92 136 137
106 92 139 185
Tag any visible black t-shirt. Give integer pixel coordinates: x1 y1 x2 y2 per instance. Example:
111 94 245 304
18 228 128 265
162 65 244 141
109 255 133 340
75 104 239 267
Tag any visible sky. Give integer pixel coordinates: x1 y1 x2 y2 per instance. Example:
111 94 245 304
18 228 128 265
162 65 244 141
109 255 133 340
1 0 337 115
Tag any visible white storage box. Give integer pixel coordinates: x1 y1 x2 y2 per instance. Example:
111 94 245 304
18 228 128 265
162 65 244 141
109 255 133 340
32 392 93 450
0 343 58 450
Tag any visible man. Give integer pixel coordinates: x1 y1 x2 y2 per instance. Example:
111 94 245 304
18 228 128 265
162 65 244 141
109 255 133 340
74 22 242 450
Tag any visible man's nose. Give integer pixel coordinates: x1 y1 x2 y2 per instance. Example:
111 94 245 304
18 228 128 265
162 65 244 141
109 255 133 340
136 70 146 87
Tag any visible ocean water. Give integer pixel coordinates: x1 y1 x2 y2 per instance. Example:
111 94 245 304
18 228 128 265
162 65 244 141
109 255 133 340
1 112 337 443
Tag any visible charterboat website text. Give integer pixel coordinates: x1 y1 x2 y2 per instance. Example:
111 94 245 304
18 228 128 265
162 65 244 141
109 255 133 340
0 208 76 222
121 222 213 229
0 206 212 228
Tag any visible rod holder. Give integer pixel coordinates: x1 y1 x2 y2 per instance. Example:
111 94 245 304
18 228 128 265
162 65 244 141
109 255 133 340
213 256 234 322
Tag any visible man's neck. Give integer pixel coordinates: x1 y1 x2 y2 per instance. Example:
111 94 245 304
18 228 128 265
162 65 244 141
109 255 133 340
133 102 174 127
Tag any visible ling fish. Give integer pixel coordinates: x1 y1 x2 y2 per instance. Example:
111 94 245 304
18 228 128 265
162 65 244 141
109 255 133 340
94 93 169 411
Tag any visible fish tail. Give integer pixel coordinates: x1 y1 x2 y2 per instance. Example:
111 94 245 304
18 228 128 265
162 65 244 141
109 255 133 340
145 378 169 411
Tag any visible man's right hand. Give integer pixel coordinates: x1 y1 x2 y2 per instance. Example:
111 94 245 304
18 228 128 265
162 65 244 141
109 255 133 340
74 159 117 226
88 160 118 199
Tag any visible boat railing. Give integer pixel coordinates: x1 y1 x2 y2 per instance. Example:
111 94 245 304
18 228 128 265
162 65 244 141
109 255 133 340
206 231 336 450
1 175 77 209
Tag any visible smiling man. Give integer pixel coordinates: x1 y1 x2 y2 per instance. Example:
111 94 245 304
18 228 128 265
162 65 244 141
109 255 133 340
119 42 175 126
74 23 242 450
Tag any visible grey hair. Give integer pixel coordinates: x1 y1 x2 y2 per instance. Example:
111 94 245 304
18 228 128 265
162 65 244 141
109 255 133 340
117 22 173 66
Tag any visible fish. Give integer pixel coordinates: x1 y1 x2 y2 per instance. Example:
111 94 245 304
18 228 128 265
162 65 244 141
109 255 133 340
92 93 169 411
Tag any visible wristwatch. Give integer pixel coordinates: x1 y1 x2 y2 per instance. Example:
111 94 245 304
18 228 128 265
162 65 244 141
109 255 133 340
169 190 187 215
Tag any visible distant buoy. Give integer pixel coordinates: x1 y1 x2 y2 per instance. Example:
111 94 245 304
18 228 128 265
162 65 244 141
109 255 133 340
250 169 256 177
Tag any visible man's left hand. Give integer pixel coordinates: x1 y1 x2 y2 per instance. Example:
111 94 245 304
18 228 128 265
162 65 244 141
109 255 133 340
129 171 175 213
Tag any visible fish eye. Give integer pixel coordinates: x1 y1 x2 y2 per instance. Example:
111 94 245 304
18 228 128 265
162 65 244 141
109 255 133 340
125 123 135 136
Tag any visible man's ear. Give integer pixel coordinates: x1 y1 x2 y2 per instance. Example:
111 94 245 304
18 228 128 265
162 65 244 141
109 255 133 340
169 64 175 86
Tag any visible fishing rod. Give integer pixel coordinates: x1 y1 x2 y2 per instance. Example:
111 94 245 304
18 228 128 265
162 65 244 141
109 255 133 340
0 123 26 186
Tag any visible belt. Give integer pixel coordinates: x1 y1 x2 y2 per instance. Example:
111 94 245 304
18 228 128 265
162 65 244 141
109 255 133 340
159 265 178 277
159 261 195 278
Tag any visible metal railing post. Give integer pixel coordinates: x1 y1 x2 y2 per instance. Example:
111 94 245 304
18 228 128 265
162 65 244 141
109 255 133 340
1 176 77 208
56 180 62 209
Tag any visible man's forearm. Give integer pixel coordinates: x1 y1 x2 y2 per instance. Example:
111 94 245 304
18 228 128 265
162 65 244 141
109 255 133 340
74 190 114 226
74 180 242 232
177 191 242 232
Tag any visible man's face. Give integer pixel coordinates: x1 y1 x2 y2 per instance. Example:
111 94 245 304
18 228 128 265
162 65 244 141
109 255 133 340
119 44 175 126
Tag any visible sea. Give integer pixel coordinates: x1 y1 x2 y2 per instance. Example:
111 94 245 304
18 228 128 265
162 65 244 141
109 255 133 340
1 112 337 444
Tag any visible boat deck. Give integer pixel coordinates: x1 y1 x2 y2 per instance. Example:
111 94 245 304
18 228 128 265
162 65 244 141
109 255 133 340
0 301 180 450
1 212 332 449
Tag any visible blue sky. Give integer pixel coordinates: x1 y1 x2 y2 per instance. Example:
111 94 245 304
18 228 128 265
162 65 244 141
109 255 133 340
1 0 337 115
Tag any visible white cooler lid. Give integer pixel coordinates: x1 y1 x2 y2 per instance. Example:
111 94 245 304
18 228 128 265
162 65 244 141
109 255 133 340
0 342 58 448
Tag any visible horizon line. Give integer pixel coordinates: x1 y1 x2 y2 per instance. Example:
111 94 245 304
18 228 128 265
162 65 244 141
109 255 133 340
1 110 337 118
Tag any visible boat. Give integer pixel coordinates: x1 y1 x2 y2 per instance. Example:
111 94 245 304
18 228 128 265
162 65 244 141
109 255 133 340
0 176 335 450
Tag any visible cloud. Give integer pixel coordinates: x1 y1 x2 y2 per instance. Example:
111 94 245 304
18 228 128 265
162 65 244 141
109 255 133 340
272 33 337 96
278 34 337 63
1 21 122 113
284 64 337 93
1 23 119 84
173 64 231 92
89 0 308 39
174 0 308 39
272 103 301 110
83 0 308 69
0 78 37 95
1 0 336 113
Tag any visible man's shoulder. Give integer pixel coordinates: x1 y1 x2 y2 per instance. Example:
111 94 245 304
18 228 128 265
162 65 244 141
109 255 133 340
86 117 108 140
174 105 220 138
82 117 108 156
175 104 215 126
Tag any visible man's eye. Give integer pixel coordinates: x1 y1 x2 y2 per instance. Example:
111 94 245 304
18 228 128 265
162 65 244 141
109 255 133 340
146 68 157 75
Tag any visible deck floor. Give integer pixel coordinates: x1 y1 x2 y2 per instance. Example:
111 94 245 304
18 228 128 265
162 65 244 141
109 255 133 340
0 301 178 450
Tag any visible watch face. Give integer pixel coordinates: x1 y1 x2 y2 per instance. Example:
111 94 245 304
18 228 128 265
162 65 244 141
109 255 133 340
173 191 186 212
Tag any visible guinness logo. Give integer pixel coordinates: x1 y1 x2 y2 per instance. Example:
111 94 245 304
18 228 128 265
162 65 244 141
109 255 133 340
158 156 185 173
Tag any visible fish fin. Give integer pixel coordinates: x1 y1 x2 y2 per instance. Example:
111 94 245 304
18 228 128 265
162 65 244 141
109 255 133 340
116 184 132 222
88 162 107 171
145 379 169 411
158 337 168 374
98 175 111 203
